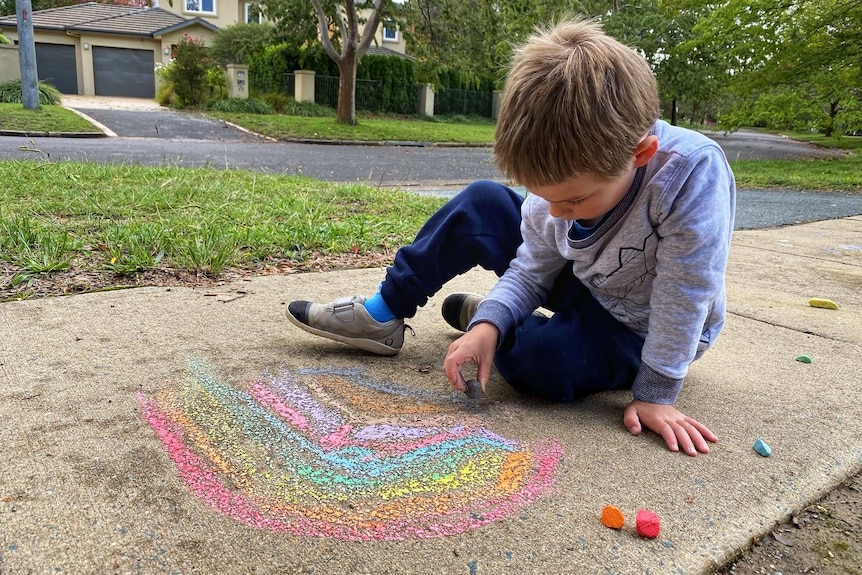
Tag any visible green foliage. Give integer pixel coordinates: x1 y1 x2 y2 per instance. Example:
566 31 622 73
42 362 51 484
0 32 10 45
719 91 823 132
676 0 862 135
256 0 320 49
0 80 62 105
156 81 178 107
165 36 217 108
210 22 276 65
207 97 274 114
0 213 78 286
258 92 335 116
358 55 416 114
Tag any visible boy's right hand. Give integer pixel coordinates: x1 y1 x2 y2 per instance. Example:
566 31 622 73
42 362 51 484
443 322 499 393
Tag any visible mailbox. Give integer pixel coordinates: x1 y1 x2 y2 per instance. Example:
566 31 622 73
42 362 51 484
226 64 249 99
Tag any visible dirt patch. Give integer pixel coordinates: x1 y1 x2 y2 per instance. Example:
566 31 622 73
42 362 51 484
718 470 861 575
0 252 393 302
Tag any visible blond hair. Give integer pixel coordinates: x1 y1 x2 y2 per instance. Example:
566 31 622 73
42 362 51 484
494 18 659 186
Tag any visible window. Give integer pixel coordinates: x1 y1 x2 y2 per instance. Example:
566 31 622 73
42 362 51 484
382 23 398 42
185 0 215 15
244 2 261 23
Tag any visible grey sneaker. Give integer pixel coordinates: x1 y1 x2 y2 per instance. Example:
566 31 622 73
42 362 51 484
286 296 409 356
441 292 484 332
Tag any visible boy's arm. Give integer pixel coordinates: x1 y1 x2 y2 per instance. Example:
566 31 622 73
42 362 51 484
629 146 735 453
633 146 735 405
468 195 569 338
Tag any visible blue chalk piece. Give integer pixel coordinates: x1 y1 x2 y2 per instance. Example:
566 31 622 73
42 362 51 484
753 438 772 457
468 559 478 575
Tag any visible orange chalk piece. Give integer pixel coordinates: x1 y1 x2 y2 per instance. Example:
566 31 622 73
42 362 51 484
600 505 625 529
635 509 661 539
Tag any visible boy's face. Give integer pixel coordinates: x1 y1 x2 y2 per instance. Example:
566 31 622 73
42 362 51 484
528 135 659 224
529 170 635 224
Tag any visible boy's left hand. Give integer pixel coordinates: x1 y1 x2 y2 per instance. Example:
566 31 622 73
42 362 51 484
623 400 718 456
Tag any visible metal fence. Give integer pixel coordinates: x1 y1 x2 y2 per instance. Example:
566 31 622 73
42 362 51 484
434 88 493 117
269 73 493 118
315 75 394 112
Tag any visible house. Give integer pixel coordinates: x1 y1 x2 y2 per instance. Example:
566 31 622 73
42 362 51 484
0 1 406 98
154 0 407 56
0 2 218 98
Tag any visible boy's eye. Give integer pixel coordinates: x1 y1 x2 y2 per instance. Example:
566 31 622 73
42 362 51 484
567 197 586 205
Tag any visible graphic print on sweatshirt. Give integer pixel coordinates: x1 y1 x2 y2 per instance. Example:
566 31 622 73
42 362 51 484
588 230 658 331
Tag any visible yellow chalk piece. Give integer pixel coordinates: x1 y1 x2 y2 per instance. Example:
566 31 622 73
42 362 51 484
808 298 839 310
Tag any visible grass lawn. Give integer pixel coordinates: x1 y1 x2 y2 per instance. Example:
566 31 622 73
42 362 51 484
0 160 445 301
210 112 497 144
731 154 862 191
0 103 100 133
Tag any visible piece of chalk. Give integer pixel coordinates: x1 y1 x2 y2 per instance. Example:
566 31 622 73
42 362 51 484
465 379 484 400
753 438 772 457
600 505 625 529
635 509 660 539
795 354 812 363
808 297 839 310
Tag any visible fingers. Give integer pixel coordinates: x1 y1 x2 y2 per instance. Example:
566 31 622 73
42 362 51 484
687 417 719 443
626 400 717 456
673 419 716 456
622 404 642 436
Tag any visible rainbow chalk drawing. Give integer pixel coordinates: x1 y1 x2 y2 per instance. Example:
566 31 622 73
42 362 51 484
138 359 564 541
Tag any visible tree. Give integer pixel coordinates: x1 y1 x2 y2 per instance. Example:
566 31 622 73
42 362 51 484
400 0 613 82
674 0 862 135
309 0 393 125
602 1 726 125
256 0 320 50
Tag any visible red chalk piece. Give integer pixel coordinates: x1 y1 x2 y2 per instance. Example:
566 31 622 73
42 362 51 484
635 509 660 539
600 505 625 529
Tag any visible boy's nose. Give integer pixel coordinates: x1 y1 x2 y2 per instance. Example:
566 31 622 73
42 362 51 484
548 204 571 219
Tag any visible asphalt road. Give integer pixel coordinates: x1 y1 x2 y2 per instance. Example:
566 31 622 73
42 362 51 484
1 106 859 229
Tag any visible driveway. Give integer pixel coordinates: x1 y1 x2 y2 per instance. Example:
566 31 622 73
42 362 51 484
62 95 269 142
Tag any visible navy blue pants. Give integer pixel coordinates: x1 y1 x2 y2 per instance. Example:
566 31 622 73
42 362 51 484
379 180 644 401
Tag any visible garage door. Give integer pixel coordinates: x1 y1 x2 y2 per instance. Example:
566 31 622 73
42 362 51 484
35 43 78 94
92 46 155 98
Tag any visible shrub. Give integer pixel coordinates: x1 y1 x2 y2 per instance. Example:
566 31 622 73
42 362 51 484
156 81 177 107
210 22 275 65
0 80 62 104
257 93 334 117
260 91 290 113
207 97 274 114
166 36 216 108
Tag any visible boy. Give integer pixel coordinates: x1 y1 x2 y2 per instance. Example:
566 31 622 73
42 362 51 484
286 18 735 457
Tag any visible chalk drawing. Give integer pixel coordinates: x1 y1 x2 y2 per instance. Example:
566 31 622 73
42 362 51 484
138 358 563 541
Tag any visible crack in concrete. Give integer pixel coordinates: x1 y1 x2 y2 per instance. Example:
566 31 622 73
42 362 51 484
728 310 861 346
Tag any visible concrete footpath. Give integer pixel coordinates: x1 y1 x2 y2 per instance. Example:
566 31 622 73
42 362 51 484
1 217 860 575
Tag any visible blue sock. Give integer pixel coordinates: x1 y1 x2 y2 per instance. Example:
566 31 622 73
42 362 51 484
364 291 397 322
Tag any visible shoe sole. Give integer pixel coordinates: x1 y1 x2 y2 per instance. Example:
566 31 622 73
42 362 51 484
285 310 400 356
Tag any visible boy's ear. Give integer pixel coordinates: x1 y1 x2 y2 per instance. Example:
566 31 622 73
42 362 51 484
633 135 659 168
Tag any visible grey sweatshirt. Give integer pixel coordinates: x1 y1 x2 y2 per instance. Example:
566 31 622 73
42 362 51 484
471 120 736 404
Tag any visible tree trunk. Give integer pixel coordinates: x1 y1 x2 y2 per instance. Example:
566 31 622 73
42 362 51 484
824 100 839 138
336 49 358 125
671 98 678 126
